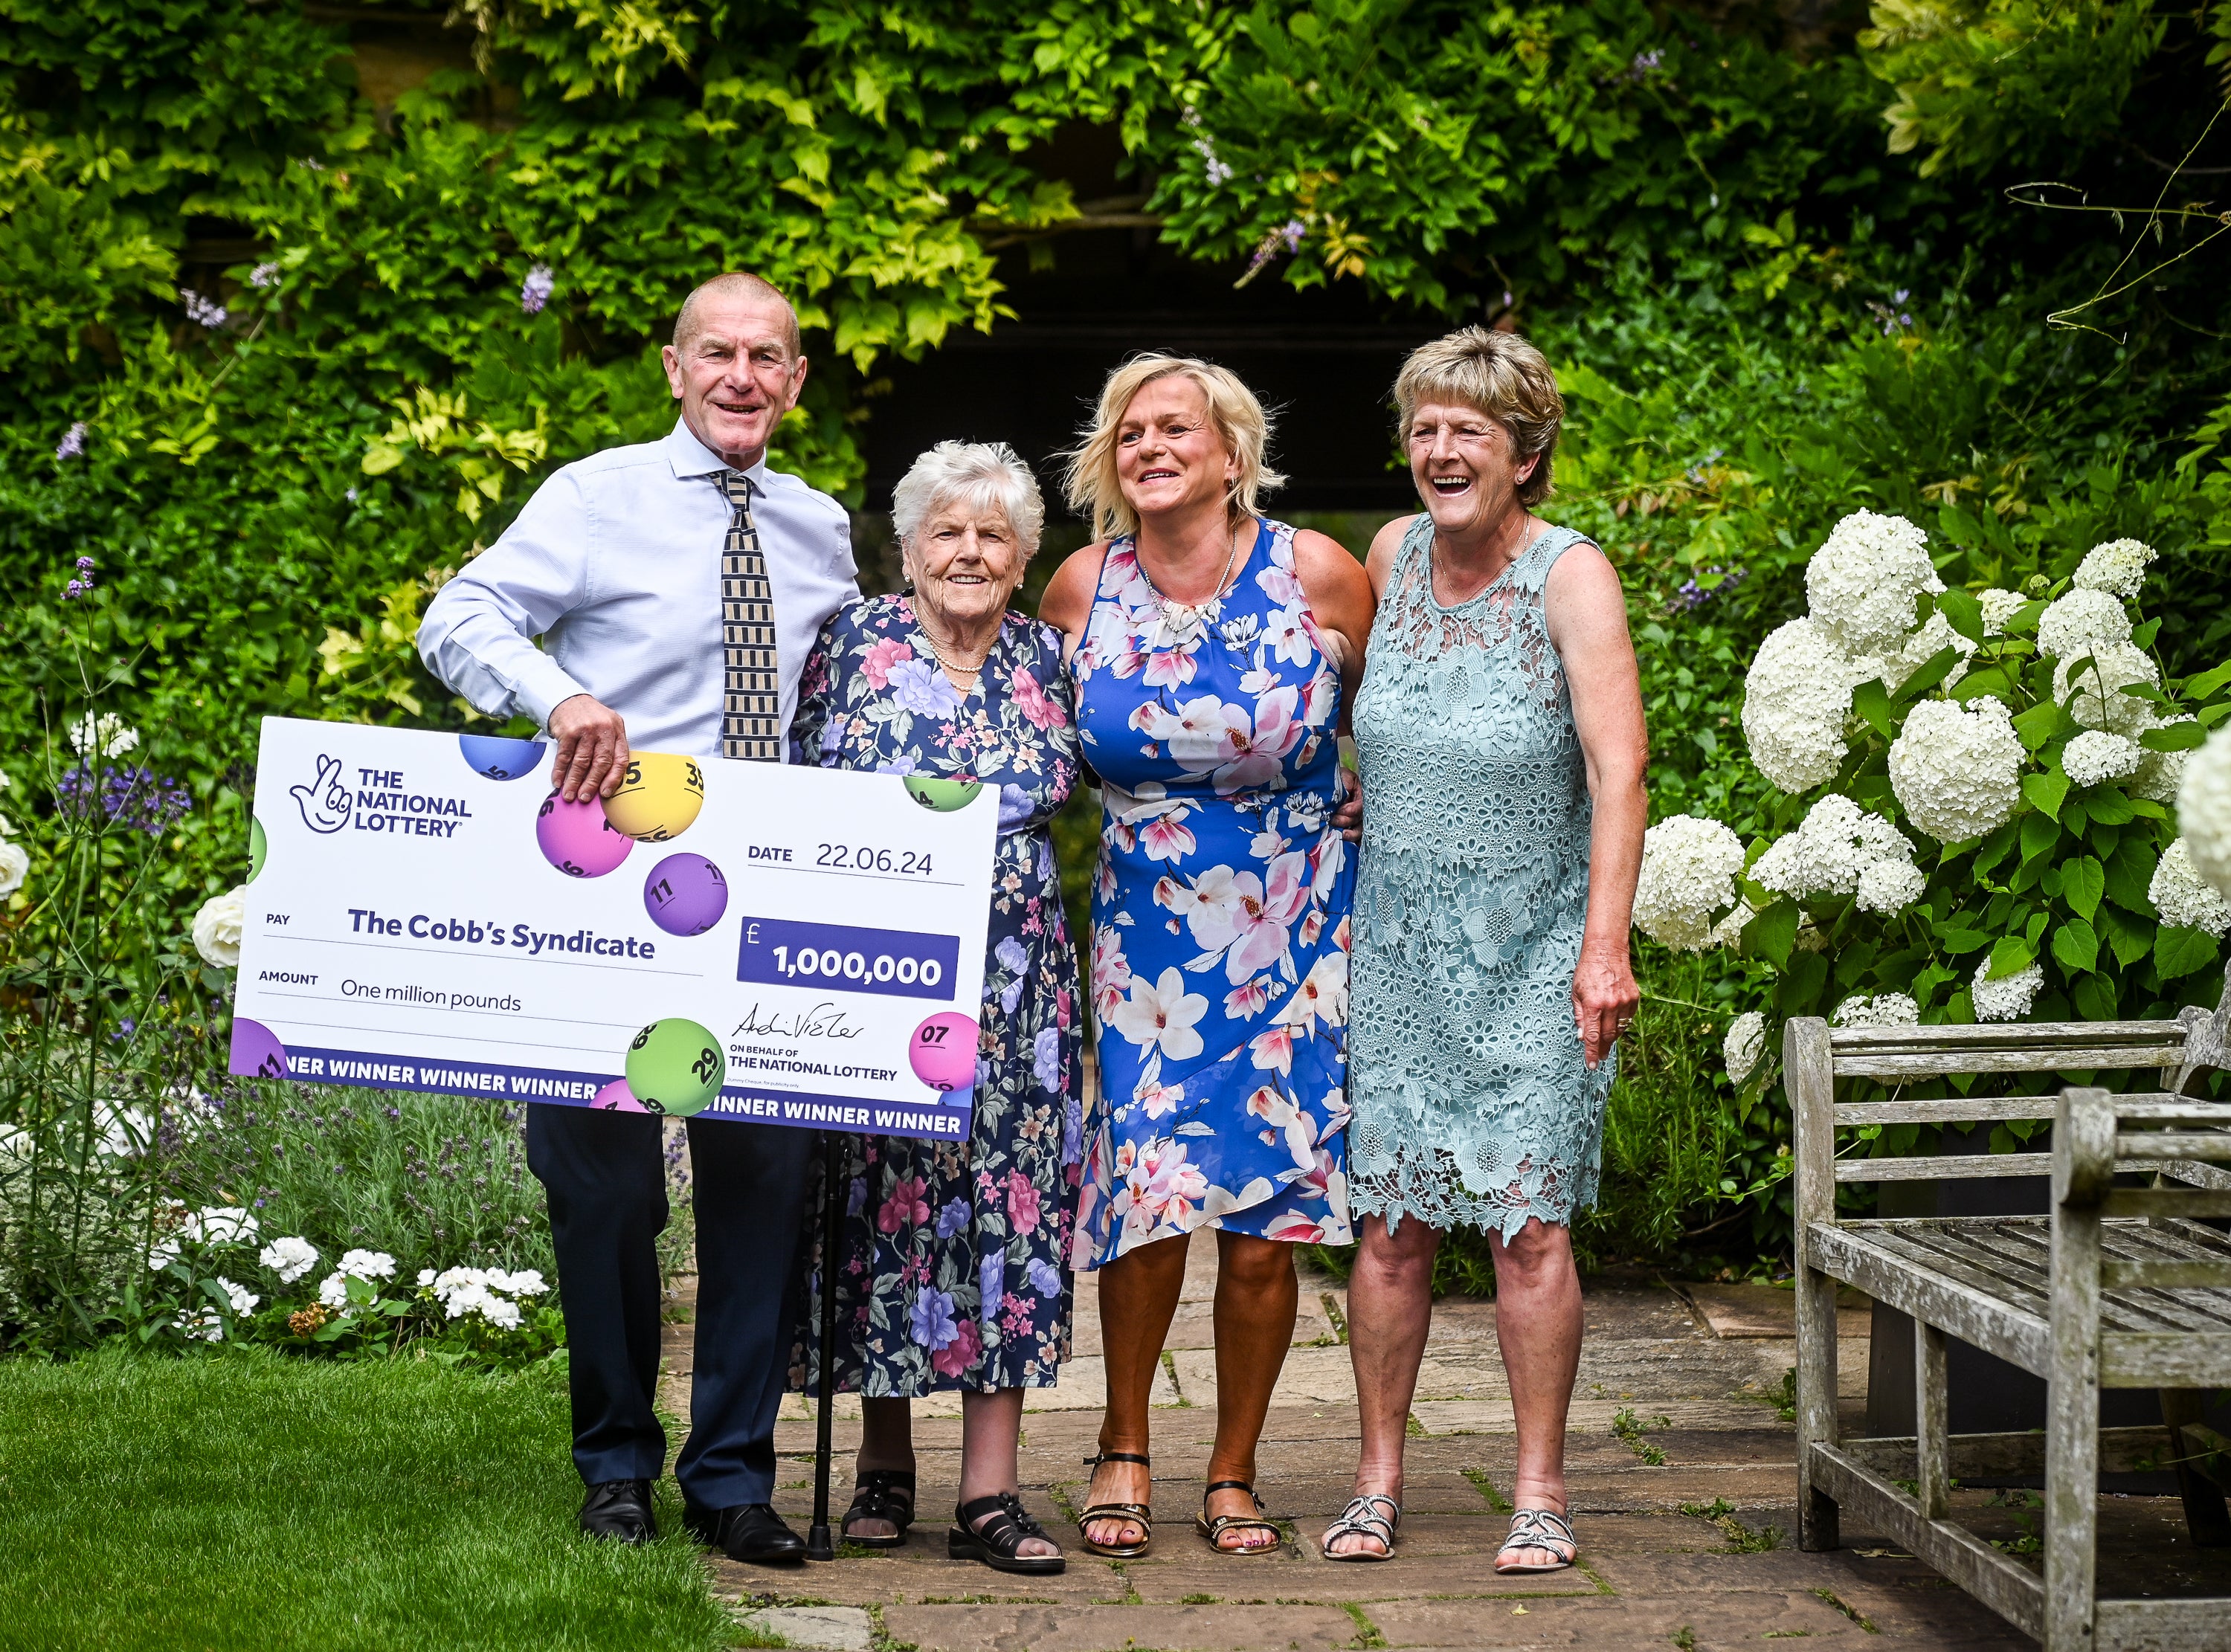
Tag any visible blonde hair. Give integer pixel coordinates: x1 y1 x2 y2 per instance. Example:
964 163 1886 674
1393 326 1564 506
1062 354 1284 541
893 441 1047 562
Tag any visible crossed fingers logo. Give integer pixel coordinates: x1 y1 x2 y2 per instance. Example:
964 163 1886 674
289 753 350 834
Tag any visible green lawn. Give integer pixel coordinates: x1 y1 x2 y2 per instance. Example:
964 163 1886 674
0 1349 741 1652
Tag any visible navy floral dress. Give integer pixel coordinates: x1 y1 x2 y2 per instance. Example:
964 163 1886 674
787 595 1084 1395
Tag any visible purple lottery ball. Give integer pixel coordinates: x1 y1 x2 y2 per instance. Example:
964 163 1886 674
231 1016 289 1081
643 852 727 937
459 733 547 781
535 790 633 878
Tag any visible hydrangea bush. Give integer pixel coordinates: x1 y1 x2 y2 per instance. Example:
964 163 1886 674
1635 513 2231 1139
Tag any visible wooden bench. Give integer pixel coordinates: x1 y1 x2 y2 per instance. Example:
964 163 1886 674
1789 1005 2231 1650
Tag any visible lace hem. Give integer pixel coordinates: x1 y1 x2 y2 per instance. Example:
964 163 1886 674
1348 1140 1601 1242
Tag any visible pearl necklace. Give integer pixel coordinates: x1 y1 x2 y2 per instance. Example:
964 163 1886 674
1136 523 1246 644
914 608 997 688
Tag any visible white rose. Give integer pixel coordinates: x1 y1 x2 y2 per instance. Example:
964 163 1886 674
191 886 247 969
1887 697 2024 843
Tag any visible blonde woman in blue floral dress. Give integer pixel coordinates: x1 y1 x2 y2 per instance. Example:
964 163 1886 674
1323 329 1646 1572
1041 355 1375 1557
789 442 1081 1576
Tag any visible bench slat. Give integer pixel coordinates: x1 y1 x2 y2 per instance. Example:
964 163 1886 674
1807 1222 2050 1372
1828 1020 2185 1049
1835 1046 2185 1077
2102 1188 2231 1219
1831 1096 2228 1126
2095 1597 2231 1652
1832 1154 2172 1182
2101 1332 2231 1387
1946 1219 2231 1334
1841 1425 2171 1479
2116 1130 2231 1161
2099 1259 2231 1288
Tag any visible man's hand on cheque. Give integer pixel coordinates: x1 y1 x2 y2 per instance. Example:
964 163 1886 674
548 694 631 801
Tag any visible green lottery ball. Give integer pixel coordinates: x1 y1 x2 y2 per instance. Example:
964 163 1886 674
904 776 982 813
248 816 268 883
622 1017 724 1117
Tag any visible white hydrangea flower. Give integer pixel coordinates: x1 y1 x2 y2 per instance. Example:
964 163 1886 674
1977 587 2027 636
215 1277 260 1317
1708 900 1757 947
1972 960 2044 1022
1866 610 1975 693
1794 914 1828 952
1887 696 2024 843
258 1236 319 1285
1724 1011 1768 1084
1855 857 1927 914
2131 744 2187 805
2054 642 2160 736
2177 725 2231 898
1742 616 1867 793
2060 730 2143 789
1833 993 1920 1027
1752 794 1917 900
1806 510 1943 657
2035 588 2133 661
2150 838 2231 936
191 886 247 969
1633 814 1746 950
0 839 25 899
2071 538 2156 600
337 1248 396 1280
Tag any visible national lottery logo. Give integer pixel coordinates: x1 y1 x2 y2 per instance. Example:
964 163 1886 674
289 754 352 835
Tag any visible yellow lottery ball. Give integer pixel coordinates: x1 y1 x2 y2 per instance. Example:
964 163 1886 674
605 751 705 842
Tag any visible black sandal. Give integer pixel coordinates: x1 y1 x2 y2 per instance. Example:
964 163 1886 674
1077 1450 1153 1558
840 1468 915 1549
1196 1480 1281 1555
948 1491 1065 1575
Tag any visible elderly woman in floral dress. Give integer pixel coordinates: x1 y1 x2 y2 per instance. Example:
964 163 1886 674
788 442 1082 1576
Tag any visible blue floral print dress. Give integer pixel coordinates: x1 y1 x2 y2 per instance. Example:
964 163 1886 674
787 596 1084 1395
1070 519 1355 1267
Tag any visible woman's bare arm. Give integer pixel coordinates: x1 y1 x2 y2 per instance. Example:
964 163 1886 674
1038 542 1110 663
1545 541 1648 1070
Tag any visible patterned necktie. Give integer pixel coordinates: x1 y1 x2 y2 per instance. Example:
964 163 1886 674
716 469 782 761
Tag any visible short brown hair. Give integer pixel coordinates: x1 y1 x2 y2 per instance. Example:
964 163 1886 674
1062 354 1283 541
1394 326 1565 506
673 271 801 358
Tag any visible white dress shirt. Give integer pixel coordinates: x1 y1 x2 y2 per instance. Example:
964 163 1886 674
418 419 857 760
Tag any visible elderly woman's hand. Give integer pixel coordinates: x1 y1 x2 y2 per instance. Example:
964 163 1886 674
1331 762 1363 842
1571 936 1639 1070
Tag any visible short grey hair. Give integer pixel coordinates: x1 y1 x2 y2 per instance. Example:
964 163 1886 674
892 441 1046 560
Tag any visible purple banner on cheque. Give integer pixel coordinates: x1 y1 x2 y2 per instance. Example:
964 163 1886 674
735 915 961 1003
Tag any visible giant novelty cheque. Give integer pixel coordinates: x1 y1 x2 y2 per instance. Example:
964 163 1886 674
230 717 997 1141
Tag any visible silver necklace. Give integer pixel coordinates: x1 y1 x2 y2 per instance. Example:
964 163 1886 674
1136 522 1246 641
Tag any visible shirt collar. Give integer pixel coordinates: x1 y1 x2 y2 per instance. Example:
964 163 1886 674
664 416 770 488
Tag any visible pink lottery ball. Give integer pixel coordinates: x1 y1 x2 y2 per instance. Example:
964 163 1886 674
908 1012 979 1094
593 1078 648 1113
536 790 634 878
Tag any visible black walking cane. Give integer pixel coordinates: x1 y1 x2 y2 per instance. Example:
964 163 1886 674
805 1126 846 1561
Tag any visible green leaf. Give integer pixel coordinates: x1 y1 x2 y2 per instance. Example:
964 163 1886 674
1776 947 1830 1019
2105 836 2159 913
2155 926 2219 981
2072 975 2120 1021
2012 700 2070 752
2179 659 2231 701
1935 927 1994 954
2083 788 2136 825
2098 903 2153 968
2063 855 2105 920
1893 646 1960 704
360 442 405 476
1937 587 1986 644
1740 897 1800 969
2051 918 2099 974
1850 677 1895 740
2020 809 2061 865
1952 665 2018 705
2140 720 2208 752
2003 599 2046 636
1986 935 2036 980
2022 769 2068 822
1971 822 2019 880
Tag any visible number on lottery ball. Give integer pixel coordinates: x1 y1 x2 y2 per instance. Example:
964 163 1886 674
623 1017 724 1117
605 751 706 842
457 733 548 781
535 790 634 878
902 776 982 813
643 853 727 937
909 1012 978 1092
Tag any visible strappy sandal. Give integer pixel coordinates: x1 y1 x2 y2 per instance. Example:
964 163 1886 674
840 1468 915 1549
1196 1479 1282 1555
1495 1507 1577 1574
1077 1451 1153 1558
1321 1492 1400 1561
948 1491 1066 1575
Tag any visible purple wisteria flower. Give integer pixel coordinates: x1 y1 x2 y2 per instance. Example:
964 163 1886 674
248 262 282 289
64 555 97 600
180 288 228 329
1670 564 1748 613
56 422 88 461
910 1286 958 1350
520 265 556 316
1622 48 1664 82
1869 289 1915 335
57 764 192 833
887 657 964 719
1026 1256 1062 1297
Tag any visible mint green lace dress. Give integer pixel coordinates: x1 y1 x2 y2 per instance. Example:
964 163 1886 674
1348 518 1611 1239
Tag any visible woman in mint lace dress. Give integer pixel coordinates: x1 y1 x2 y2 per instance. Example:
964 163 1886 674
1321 329 1646 1575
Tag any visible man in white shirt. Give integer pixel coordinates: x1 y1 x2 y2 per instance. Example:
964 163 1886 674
419 271 856 1562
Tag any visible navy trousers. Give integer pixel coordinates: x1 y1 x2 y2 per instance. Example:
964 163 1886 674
527 1103 814 1509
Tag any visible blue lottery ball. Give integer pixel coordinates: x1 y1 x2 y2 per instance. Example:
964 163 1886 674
458 734 548 781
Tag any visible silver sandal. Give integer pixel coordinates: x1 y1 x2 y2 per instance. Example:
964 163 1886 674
1495 1507 1577 1573
1320 1492 1400 1561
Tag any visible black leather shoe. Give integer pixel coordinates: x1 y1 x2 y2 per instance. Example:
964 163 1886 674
684 1500 807 1565
579 1478 657 1545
